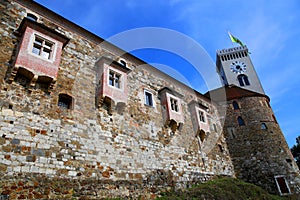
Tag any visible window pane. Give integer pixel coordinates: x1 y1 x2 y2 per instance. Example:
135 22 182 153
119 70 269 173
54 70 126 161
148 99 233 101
41 51 50 59
32 36 53 60
238 76 244 86
32 46 41 55
244 76 250 85
34 38 43 46
44 42 52 50
145 92 153 106
170 98 178 112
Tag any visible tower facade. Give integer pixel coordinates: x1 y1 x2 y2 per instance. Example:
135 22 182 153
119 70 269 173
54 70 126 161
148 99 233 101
211 45 300 195
216 46 265 94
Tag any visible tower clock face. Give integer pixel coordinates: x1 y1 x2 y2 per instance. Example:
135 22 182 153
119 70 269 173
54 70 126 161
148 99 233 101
230 61 247 74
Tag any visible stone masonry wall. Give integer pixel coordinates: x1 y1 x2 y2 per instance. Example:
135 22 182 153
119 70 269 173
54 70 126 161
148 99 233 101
223 96 300 194
0 0 234 198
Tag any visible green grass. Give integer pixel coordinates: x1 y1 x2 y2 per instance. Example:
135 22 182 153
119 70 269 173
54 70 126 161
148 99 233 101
157 177 297 200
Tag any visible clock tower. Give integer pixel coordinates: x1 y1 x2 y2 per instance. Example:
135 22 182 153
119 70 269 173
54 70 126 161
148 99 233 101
216 46 265 94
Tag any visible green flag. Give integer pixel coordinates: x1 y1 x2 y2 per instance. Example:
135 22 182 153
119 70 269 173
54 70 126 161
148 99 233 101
228 32 244 47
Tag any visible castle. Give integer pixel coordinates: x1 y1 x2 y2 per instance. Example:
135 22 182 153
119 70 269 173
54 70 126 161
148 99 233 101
0 0 299 199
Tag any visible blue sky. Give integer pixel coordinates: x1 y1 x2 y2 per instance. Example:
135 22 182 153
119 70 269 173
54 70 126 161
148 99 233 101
34 0 300 147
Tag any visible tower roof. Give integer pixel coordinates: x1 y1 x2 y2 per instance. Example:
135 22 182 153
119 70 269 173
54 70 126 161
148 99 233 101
205 85 270 102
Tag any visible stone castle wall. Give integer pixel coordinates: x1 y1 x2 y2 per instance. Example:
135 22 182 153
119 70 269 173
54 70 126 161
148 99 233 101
0 0 234 198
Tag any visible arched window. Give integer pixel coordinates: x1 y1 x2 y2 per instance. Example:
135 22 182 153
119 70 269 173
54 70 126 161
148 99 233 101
119 60 126 67
237 116 245 126
232 101 239 110
237 74 250 86
261 123 268 130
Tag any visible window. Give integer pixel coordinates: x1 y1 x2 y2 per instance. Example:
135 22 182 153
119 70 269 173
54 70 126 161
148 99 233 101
237 74 250 86
170 98 179 112
199 111 205 122
261 123 268 130
119 60 126 67
144 90 153 107
275 176 290 195
58 94 73 109
109 70 121 88
237 116 245 126
32 35 53 59
232 101 239 110
213 124 217 132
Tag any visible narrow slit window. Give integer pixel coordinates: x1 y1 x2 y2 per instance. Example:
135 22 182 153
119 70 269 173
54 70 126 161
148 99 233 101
237 116 245 126
232 101 239 110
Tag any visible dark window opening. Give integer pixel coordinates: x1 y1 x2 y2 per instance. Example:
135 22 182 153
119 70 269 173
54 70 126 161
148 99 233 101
237 116 245 126
144 91 153 106
218 144 224 152
261 123 268 130
275 176 290 195
27 13 38 21
169 119 178 133
119 60 126 67
58 94 73 109
237 74 250 86
232 101 240 110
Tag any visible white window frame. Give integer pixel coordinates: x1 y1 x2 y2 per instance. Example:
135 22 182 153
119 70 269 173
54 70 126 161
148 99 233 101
198 110 206 123
30 34 56 61
108 69 122 89
196 108 207 124
144 90 154 107
274 175 291 195
169 97 179 113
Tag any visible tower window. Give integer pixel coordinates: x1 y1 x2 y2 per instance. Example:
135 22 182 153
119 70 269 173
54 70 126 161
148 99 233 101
237 116 245 126
170 98 179 112
232 101 240 110
144 90 153 107
237 74 250 86
32 35 54 60
275 176 291 195
109 70 121 88
261 123 268 130
58 94 73 109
